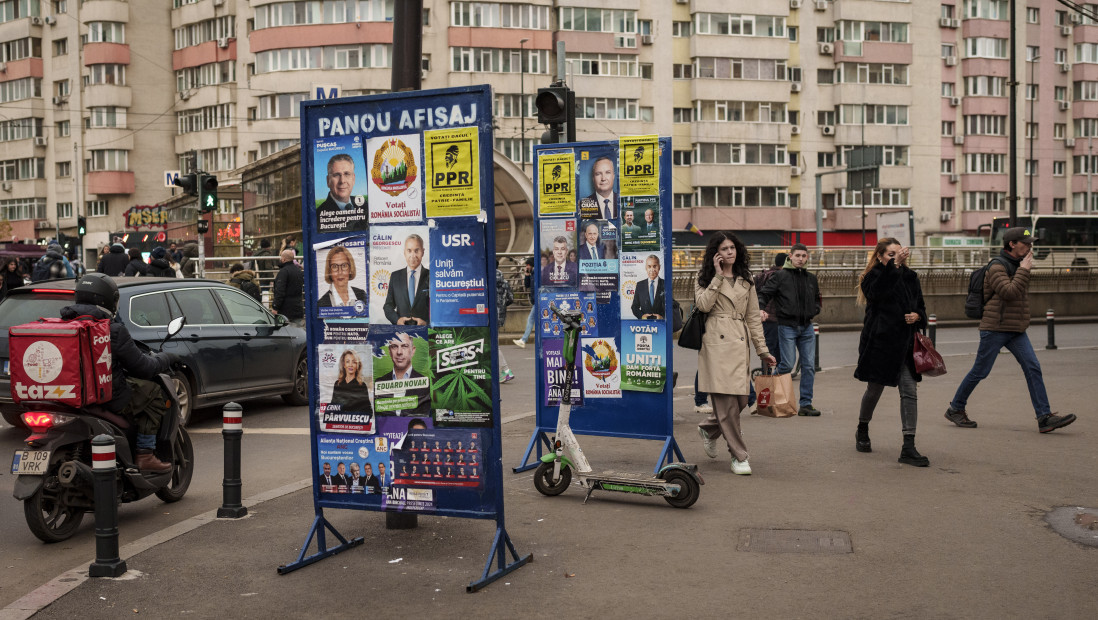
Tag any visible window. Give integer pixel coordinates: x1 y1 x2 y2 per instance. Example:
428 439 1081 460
53 1 67 13
839 104 909 125
177 103 236 132
1053 160 1065 176
942 82 955 96
0 198 46 221
87 107 125 129
673 107 694 123
56 120 69 137
1027 46 1040 62
451 47 548 73
173 15 236 48
1026 122 1038 139
964 114 1006 136
818 69 834 84
84 64 126 86
837 62 909 85
54 79 70 97
52 38 67 56
0 78 42 103
818 110 836 126
697 57 789 81
965 37 1008 59
1027 7 1039 23
559 6 637 39
567 53 637 77
942 121 955 136
942 5 955 19
639 63 652 79
215 289 271 325
965 75 1007 96
696 186 788 207
788 26 797 42
817 27 835 43
84 22 125 44
673 151 692 166
673 64 693 79
837 188 909 208
964 0 1009 21
87 200 109 217
963 191 1005 211
1073 81 1098 101
574 97 638 121
672 21 692 37
1055 86 1067 101
56 161 70 177
129 293 172 327
673 193 693 209
86 149 128 172
0 157 45 181
695 13 786 38
1056 48 1068 64
836 20 909 43
0 117 42 142
639 19 651 36
818 152 835 167
941 197 954 213
942 159 955 174
1056 10 1067 26
176 61 236 91
942 43 955 58
1054 197 1065 213
171 289 224 326
1026 84 1038 100
57 202 72 219
695 142 788 165
1025 159 1038 176
256 44 393 73
451 2 550 29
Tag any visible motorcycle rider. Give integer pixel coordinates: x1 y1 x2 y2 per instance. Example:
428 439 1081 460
61 273 179 473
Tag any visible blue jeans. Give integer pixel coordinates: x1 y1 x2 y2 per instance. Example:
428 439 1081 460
950 330 1050 418
778 324 816 408
520 305 536 342
694 371 709 407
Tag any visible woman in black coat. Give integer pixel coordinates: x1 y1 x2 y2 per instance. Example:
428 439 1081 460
1 258 25 299
853 237 929 467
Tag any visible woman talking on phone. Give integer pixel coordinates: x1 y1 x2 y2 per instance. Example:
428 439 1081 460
853 238 929 467
695 231 776 475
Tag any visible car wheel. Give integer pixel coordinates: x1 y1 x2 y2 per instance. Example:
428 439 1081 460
282 356 308 406
172 372 194 427
2 409 27 429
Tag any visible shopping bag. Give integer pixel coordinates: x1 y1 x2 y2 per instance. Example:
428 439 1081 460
753 370 797 418
913 331 947 377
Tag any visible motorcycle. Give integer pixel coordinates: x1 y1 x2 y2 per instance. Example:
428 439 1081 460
11 316 194 543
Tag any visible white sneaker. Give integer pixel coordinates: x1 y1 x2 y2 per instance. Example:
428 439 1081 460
513 339 526 349
694 403 713 415
697 427 718 459
731 459 752 475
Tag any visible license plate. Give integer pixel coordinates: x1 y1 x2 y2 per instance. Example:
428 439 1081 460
11 450 50 475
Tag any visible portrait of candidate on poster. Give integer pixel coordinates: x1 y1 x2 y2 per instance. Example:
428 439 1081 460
317 343 374 434
314 135 369 234
369 327 431 416
369 225 431 325
576 149 620 221
315 237 369 318
539 219 577 288
620 196 660 251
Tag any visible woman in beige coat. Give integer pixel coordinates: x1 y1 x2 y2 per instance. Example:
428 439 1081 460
695 232 776 475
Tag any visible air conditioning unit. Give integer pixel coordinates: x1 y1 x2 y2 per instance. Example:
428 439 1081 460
791 82 802 92
945 56 958 66
1071 13 1083 24
217 37 230 48
1062 25 1073 36
1060 63 1071 73
51 96 65 105
818 42 833 55
1 181 11 192
675 0 687 4
791 166 802 177
44 16 56 25
790 0 802 8
950 96 960 106
639 34 653 45
30 16 41 25
822 125 835 136
939 17 956 28
950 173 959 183
815 0 828 11
951 18 961 28
821 210 828 219
953 135 965 145
1066 138 1076 147
34 137 47 146
940 212 953 222
214 0 225 5
790 125 801 135
1059 100 1070 111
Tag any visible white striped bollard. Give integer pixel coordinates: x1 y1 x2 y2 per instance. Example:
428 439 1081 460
89 434 127 578
812 324 821 371
217 402 247 518
928 314 938 347
1046 309 1058 350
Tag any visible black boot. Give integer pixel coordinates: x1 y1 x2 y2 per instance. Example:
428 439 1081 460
855 422 871 453
898 435 929 467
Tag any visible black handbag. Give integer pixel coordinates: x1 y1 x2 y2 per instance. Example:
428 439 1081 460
677 305 707 350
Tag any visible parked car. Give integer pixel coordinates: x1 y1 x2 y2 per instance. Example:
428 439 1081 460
0 277 308 428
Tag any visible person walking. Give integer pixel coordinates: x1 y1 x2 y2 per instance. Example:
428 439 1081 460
513 257 537 348
123 247 149 277
228 263 262 302
496 263 515 383
758 243 822 416
853 238 930 466
178 242 200 278
0 258 25 300
96 242 129 277
272 249 305 327
944 227 1076 433
694 231 776 475
146 247 177 277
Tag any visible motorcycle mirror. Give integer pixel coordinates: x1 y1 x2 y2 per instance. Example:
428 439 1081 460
166 316 186 338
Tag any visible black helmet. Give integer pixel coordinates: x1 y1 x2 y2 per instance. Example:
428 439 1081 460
74 272 119 313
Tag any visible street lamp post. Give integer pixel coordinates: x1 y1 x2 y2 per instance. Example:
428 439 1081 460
519 38 529 169
1028 52 1039 216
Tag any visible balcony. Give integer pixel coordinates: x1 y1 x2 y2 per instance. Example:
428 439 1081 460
87 171 135 196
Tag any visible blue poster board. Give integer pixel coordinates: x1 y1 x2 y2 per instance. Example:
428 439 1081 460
281 85 529 591
514 138 681 473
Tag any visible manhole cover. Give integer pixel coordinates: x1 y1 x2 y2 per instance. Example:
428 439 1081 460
1045 506 1098 548
737 529 852 554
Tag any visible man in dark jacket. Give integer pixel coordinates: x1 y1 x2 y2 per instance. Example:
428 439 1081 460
945 228 1076 433
272 249 304 326
123 247 149 277
179 242 200 278
32 242 74 282
147 247 176 277
758 243 822 416
62 274 178 472
96 242 129 277
228 263 262 302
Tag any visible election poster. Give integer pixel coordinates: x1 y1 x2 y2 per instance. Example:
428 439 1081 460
539 219 577 288
620 251 666 321
321 321 370 344
537 150 576 216
620 196 660 251
618 135 659 196
424 126 480 217
542 338 583 407
389 427 485 490
429 327 492 426
369 225 430 326
368 326 431 416
538 290 597 338
317 343 374 433
580 337 622 399
620 321 667 392
316 432 392 495
366 134 423 223
575 146 620 221
429 223 489 326
314 236 369 319
578 218 619 300
313 135 369 233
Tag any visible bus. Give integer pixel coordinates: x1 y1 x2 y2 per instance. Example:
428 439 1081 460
990 215 1098 265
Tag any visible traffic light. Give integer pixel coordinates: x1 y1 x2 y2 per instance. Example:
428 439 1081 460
77 215 86 238
199 174 218 213
173 173 198 196
535 85 569 125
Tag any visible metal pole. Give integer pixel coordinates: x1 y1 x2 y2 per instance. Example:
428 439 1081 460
390 1 423 92
89 434 127 578
1008 0 1018 226
1089 137 1093 212
520 38 529 169
813 324 821 372
1028 54 1038 216
928 314 938 347
218 402 247 518
1045 309 1058 350
815 173 824 247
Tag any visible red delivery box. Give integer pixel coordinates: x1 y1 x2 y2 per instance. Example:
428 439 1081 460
9 316 113 406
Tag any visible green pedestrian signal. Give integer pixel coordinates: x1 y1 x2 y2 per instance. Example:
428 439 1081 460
77 215 87 238
199 174 219 213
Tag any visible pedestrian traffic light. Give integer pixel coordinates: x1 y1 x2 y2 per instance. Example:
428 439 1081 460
173 173 198 196
77 215 86 238
535 85 569 126
199 174 218 213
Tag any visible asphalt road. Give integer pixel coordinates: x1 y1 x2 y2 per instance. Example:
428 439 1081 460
2 323 1097 616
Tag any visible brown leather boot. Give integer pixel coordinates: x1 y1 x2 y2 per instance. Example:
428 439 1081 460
136 450 172 474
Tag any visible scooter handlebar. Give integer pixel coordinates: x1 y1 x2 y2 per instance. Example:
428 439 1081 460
548 304 583 330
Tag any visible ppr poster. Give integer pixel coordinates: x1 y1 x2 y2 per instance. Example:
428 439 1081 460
542 338 583 407
537 150 577 216
618 135 659 196
580 337 622 399
429 223 489 326
424 126 480 217
620 321 666 392
429 327 492 427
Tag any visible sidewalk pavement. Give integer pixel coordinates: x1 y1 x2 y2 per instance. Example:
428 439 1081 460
7 342 1098 619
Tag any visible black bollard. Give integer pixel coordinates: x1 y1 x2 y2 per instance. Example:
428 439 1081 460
218 402 248 518
386 511 418 530
89 434 127 578
812 324 821 372
928 314 938 347
1045 309 1058 350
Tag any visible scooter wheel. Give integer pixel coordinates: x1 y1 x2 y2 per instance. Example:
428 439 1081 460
533 461 571 496
24 470 85 543
661 470 700 509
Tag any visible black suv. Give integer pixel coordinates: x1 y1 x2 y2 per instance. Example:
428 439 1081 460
0 277 307 427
